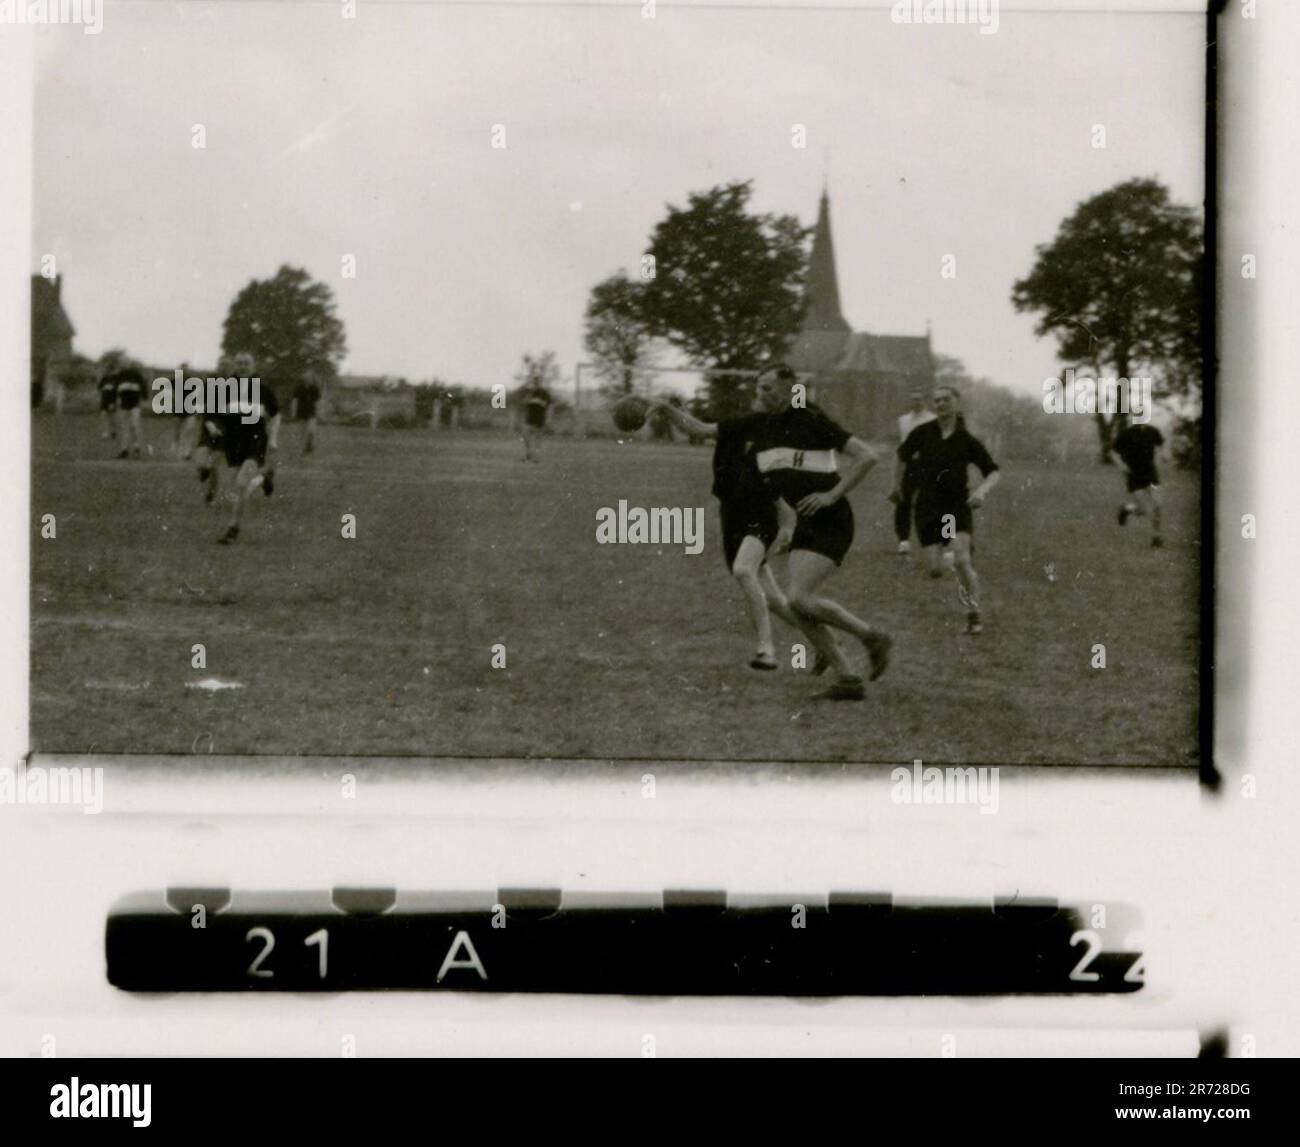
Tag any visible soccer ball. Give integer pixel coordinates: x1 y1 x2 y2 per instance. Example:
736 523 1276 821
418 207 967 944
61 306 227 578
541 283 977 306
612 395 649 433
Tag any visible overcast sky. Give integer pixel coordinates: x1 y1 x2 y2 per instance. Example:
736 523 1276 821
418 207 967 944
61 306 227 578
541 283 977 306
35 1 1204 397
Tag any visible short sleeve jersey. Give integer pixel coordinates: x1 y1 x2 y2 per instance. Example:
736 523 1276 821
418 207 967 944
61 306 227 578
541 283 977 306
711 412 770 505
112 368 145 409
750 405 852 504
524 387 552 425
898 419 998 505
1112 424 1163 473
220 382 279 440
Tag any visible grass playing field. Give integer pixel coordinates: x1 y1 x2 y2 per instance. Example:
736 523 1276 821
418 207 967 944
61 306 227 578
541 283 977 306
30 413 1201 766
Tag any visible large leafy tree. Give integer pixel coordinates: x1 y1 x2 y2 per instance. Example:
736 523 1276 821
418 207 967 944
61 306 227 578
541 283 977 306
514 350 562 392
638 181 810 415
583 271 657 397
1011 178 1202 464
221 264 347 384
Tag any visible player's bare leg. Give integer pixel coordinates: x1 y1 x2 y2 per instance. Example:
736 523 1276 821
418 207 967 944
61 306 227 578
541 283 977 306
218 459 261 544
303 416 317 455
126 408 146 458
952 532 983 634
787 550 891 697
923 543 945 579
732 537 778 668
759 560 839 675
1144 487 1163 546
194 444 219 503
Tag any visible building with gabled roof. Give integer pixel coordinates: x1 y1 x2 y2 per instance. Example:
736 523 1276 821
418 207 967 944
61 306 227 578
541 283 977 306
787 190 935 438
31 273 76 407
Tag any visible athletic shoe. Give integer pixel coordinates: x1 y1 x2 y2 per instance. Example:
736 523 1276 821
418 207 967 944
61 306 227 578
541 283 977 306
1118 505 1130 526
1151 536 1163 548
820 676 865 701
966 611 983 635
897 540 911 555
217 525 239 545
749 651 778 672
862 632 892 681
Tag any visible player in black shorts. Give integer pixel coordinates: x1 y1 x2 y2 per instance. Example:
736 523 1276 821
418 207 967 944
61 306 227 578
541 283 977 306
749 364 892 700
520 378 552 462
894 385 1000 634
294 379 322 455
108 364 147 459
203 353 280 543
97 371 119 441
652 397 803 671
1112 421 1165 547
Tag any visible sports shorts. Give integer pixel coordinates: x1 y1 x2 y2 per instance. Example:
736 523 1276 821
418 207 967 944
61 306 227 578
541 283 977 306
719 498 780 571
915 498 973 548
790 497 855 566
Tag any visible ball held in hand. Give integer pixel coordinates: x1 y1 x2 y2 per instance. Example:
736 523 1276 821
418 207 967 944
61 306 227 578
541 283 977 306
612 395 650 433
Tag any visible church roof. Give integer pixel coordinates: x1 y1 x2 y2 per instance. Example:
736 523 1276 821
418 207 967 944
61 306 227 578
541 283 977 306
789 330 933 379
787 190 932 382
31 274 75 345
802 189 851 334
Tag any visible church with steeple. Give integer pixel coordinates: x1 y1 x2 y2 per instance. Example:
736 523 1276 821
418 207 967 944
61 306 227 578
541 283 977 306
786 189 935 438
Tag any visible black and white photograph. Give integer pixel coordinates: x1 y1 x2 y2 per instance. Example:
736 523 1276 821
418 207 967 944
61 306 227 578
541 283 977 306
25 0 1206 767
1 0 1298 1102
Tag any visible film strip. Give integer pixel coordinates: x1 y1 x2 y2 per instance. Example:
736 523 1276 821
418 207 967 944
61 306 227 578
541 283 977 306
107 888 1145 995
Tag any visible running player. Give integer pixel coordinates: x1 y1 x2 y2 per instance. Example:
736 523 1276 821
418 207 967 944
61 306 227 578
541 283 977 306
1112 421 1165 547
651 395 809 671
893 385 1000 634
214 357 280 544
294 378 322 455
749 364 892 701
520 377 552 462
110 364 147 459
892 387 935 554
97 370 118 442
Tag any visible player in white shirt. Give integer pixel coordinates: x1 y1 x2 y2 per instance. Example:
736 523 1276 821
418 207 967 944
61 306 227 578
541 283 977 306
891 389 936 554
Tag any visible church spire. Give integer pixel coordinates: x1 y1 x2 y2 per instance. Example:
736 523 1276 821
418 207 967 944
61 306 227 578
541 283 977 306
802 188 852 334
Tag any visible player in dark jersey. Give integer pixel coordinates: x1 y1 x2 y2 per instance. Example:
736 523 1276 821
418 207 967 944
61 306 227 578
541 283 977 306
520 379 552 462
894 385 1000 634
200 353 280 544
750 364 892 700
1112 421 1165 547
108 365 147 459
651 397 805 671
294 379 322 455
98 371 119 441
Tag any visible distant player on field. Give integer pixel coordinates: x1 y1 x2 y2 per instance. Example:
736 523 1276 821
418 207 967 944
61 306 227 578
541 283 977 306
109 364 147 460
519 377 552 462
748 364 892 700
892 387 936 554
294 378 322 455
97 370 118 442
1113 421 1165 547
894 385 1000 635
651 394 809 672
210 353 280 544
